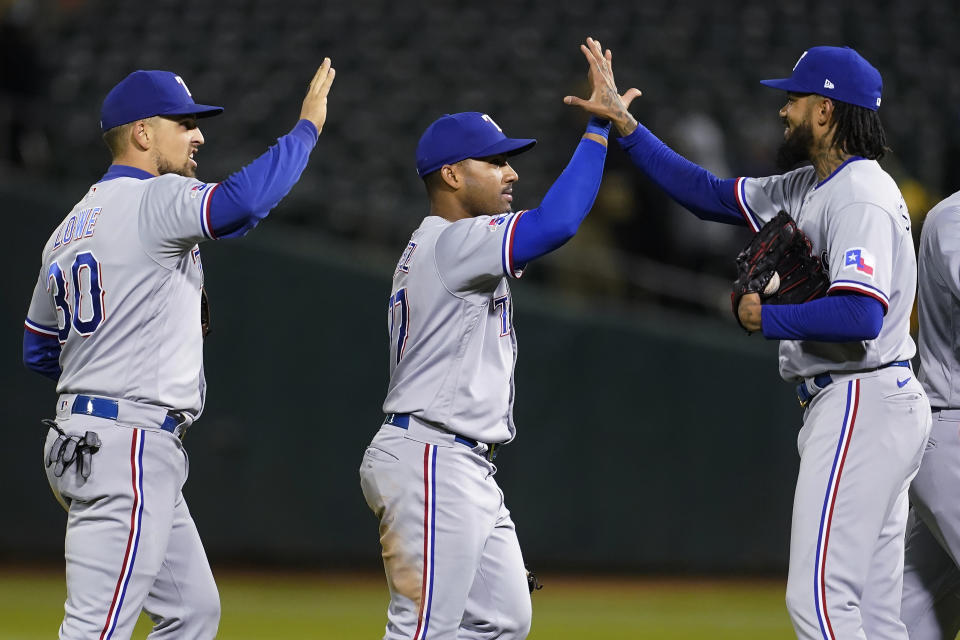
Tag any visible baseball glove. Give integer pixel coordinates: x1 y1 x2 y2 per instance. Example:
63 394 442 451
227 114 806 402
200 287 211 338
526 567 543 594
731 210 829 331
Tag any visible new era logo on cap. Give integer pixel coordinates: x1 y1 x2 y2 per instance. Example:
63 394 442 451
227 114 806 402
760 46 883 111
100 70 224 132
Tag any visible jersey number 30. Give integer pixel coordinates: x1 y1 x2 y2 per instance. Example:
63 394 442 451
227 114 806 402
48 251 106 341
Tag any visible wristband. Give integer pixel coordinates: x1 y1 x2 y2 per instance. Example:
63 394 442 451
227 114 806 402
585 116 612 138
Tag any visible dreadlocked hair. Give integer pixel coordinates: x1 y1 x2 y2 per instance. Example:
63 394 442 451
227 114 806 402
829 99 890 160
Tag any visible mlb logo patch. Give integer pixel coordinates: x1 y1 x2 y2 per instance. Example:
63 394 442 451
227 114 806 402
190 184 209 199
487 215 507 231
844 248 875 277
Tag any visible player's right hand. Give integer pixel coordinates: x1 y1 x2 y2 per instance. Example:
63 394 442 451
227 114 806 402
564 38 641 137
737 292 763 333
300 57 336 133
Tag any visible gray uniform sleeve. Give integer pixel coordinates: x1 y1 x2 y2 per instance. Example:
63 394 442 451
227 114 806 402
434 212 525 294
735 167 818 231
918 198 960 406
139 174 216 264
926 206 960 300
825 203 897 311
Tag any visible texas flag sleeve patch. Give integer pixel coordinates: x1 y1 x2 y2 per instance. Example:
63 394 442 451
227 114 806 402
843 248 875 277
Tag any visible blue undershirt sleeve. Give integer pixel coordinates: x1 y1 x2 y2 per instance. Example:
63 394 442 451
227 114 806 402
23 329 62 381
511 120 609 265
207 119 319 239
617 124 745 225
761 293 884 342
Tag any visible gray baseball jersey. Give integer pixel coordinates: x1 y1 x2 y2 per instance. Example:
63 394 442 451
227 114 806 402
363 210 533 640
735 159 916 380
735 158 930 640
26 169 221 639
382 212 524 444
26 173 213 417
901 190 960 639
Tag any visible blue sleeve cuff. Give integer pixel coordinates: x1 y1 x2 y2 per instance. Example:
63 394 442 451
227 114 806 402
761 293 884 342
615 123 643 148
585 116 611 138
291 119 319 147
23 327 62 381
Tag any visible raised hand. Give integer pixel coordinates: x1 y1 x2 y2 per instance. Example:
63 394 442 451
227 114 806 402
564 38 641 137
300 58 336 133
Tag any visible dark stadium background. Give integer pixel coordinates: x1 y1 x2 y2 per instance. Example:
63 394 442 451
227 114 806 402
3 0 957 579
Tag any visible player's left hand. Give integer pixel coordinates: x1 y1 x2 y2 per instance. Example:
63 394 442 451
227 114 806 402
737 293 762 333
300 57 336 133
563 37 642 136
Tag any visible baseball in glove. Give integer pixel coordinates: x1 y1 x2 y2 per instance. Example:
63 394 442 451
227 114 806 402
731 210 829 332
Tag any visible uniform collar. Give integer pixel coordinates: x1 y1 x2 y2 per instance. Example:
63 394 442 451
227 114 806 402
97 164 156 183
815 155 865 188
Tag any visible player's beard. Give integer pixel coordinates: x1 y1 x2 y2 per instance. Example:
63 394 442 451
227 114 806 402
155 152 196 178
776 121 814 171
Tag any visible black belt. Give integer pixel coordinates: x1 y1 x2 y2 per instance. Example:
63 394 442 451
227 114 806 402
71 395 187 440
796 360 912 407
384 413 499 461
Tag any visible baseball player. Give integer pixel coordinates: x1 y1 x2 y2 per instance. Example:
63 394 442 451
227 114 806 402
359 38 638 640
568 45 930 639
21 60 335 639
900 190 960 639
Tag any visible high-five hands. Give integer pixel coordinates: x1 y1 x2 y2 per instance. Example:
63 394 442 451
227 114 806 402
564 37 641 137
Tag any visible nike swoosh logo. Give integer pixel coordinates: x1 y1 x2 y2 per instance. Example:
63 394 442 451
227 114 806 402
897 377 911 388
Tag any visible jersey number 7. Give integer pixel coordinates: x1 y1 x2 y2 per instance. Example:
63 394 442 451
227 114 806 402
388 288 409 364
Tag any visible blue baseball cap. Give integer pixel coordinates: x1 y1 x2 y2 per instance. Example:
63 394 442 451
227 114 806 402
100 70 224 131
415 112 536 178
760 46 883 111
